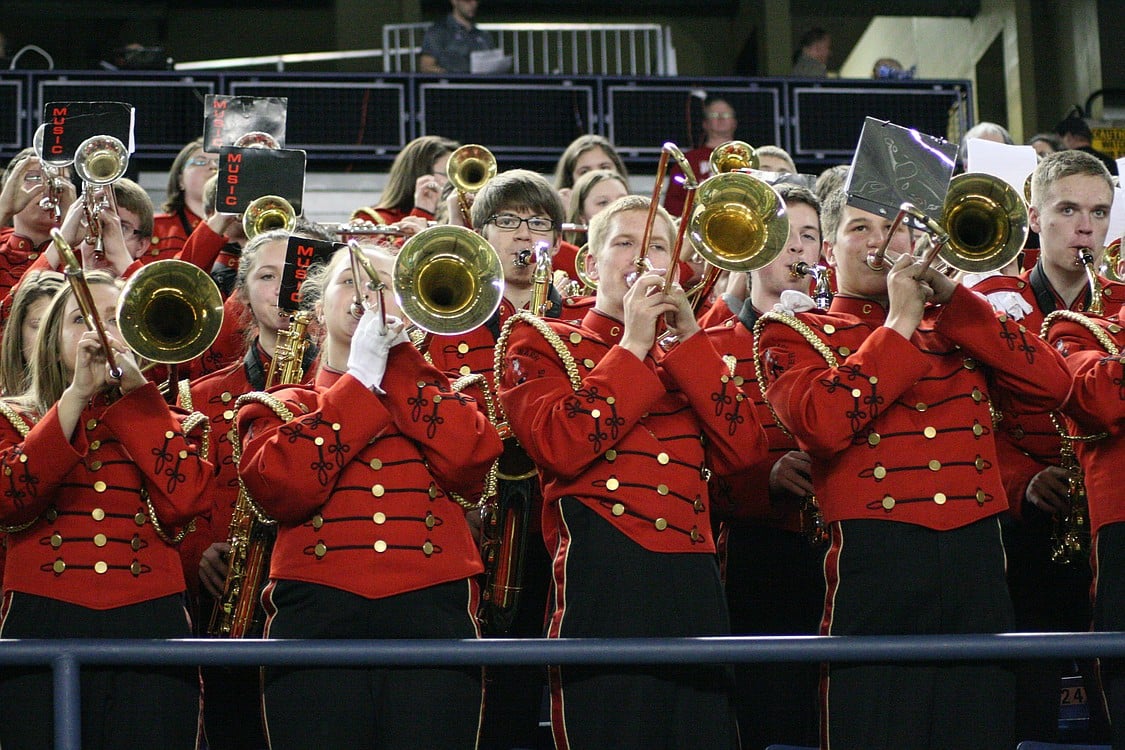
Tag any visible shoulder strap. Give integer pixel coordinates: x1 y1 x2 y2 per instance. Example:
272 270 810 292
0 401 32 438
751 310 838 439
1041 309 1121 356
177 378 193 412
494 310 584 393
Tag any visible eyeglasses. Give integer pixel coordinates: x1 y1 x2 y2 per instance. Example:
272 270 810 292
119 221 148 241
487 214 555 232
705 112 736 120
187 156 219 169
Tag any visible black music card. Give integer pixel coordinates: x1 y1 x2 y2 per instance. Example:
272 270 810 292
844 117 958 222
38 101 135 163
203 95 287 154
280 237 339 312
216 147 306 214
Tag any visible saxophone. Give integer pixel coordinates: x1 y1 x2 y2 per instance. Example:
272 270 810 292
1050 425 1091 565
208 311 312 637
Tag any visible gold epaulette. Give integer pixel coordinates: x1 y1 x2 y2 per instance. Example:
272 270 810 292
494 310 582 393
751 311 838 439
177 378 193 412
1041 309 1121 356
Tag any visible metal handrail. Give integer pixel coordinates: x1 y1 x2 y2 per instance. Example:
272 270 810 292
5 632 1125 750
174 49 386 72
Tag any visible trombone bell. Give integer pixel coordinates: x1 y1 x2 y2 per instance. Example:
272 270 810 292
394 226 504 336
117 260 225 364
939 173 1028 274
687 172 789 273
448 145 497 194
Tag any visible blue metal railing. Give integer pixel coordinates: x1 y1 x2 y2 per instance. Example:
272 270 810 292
3 632 1125 750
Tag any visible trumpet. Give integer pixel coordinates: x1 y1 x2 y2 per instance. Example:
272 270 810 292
865 173 1028 277
709 140 759 175
50 228 123 379
393 225 504 335
74 135 129 259
1079 249 1105 315
448 144 497 225
233 131 280 149
31 123 74 223
242 195 297 240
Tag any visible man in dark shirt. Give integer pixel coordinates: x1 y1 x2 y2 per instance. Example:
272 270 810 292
1057 115 1119 176
419 0 495 74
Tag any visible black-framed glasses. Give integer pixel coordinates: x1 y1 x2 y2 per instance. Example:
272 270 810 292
487 214 555 232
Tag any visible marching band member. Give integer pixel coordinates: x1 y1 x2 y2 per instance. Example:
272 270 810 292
556 168 629 285
149 138 213 261
970 149 1123 741
552 134 629 208
179 229 315 750
496 194 768 750
236 242 501 750
0 149 75 305
755 187 1072 750
350 135 458 229
703 184 825 748
0 269 65 396
0 270 212 750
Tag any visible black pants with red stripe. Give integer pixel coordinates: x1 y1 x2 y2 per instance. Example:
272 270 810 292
261 578 483 750
1093 522 1125 750
0 591 200 750
822 517 1015 750
547 497 738 750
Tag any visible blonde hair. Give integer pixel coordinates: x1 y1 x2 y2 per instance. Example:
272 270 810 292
587 194 674 263
13 271 120 416
0 270 66 396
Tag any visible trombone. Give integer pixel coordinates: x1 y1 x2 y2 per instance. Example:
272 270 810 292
117 259 225 366
448 144 497 225
50 228 123 379
393 225 504 335
865 172 1028 277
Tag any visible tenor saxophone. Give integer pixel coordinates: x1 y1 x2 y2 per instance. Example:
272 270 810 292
1050 425 1091 566
208 311 311 637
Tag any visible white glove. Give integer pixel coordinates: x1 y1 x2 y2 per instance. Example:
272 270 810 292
772 289 818 316
347 312 409 391
980 290 1033 321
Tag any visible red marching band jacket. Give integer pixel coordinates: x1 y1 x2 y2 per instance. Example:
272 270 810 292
1045 311 1125 540
0 384 212 610
236 343 502 600
755 285 1072 530
970 270 1125 515
705 312 803 531
495 308 769 554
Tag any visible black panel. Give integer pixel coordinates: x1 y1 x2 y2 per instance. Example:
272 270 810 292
792 82 969 157
606 82 783 156
229 80 407 153
0 80 22 151
419 79 595 153
35 75 218 153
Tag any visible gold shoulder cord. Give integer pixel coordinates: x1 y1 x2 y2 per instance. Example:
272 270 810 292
146 408 212 545
177 378 194 412
224 391 298 526
494 311 583 393
449 372 499 509
0 402 37 533
1041 309 1116 443
1041 309 1121 356
751 311 838 439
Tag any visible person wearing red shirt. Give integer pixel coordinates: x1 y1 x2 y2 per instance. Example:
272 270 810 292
149 138 213 262
663 96 737 217
350 135 457 229
969 149 1121 742
756 188 1072 750
0 272 211 750
497 194 768 750
236 242 501 750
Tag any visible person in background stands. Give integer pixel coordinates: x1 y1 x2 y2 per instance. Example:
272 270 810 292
1029 132 1062 161
1056 115 1119 176
663 96 738 217
150 138 214 261
791 28 831 77
419 0 495 74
